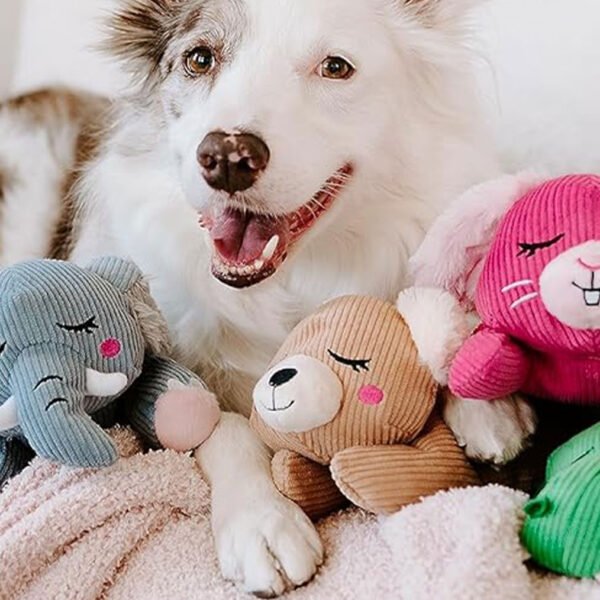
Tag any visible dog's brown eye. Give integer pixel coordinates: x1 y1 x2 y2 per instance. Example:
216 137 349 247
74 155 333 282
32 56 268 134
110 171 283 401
184 46 215 77
319 56 355 80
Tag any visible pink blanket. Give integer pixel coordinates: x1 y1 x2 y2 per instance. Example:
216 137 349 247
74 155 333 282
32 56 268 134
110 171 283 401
1 428 596 599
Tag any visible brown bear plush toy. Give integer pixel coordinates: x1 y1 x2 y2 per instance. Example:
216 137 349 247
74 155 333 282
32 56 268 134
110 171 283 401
250 291 478 520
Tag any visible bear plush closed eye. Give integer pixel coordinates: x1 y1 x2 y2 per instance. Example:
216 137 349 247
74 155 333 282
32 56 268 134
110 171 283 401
250 293 477 520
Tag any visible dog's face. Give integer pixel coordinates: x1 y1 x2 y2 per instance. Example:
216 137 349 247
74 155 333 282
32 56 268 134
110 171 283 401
477 175 600 351
109 0 472 288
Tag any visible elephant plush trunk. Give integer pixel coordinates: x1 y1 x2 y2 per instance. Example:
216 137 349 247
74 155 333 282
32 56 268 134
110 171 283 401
9 345 121 467
0 369 128 432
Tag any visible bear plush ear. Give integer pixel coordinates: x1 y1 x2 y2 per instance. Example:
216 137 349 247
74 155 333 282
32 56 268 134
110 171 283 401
397 287 471 385
410 172 544 308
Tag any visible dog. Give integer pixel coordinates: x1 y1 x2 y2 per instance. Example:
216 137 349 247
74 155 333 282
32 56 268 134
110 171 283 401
0 0 539 595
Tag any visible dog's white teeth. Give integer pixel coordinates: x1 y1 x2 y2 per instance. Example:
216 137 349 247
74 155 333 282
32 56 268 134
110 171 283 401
584 290 600 306
262 236 279 261
254 259 265 271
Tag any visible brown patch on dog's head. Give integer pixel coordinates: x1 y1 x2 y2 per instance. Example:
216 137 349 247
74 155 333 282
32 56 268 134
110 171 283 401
106 0 185 80
105 0 247 92
251 296 438 464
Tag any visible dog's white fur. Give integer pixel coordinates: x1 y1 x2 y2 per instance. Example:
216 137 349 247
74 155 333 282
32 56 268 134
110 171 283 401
66 1 503 594
0 106 73 264
0 0 563 595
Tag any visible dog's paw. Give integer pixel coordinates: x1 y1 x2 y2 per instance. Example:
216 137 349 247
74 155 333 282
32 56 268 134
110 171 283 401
213 486 324 597
444 393 537 465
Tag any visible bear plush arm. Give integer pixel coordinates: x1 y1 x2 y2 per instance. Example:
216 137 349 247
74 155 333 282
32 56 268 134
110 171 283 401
271 450 349 521
449 327 531 400
329 415 478 514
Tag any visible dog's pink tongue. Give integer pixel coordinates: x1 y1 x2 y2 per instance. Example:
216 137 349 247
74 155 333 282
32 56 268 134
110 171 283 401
210 207 287 264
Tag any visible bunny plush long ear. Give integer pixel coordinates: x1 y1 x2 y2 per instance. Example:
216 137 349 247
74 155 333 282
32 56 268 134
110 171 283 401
410 172 545 308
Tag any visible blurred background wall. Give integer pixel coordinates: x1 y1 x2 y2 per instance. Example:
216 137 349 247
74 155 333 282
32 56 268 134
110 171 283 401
0 1 21 96
0 0 599 175
0 0 122 98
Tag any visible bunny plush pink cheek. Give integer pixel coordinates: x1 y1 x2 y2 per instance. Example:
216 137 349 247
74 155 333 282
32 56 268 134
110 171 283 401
540 241 600 330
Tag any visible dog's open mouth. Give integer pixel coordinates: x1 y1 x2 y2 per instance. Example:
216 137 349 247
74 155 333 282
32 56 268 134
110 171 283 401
200 164 353 288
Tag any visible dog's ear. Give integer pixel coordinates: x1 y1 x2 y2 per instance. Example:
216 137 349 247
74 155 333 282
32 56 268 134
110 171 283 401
394 0 478 30
104 0 184 82
410 172 544 308
403 0 475 23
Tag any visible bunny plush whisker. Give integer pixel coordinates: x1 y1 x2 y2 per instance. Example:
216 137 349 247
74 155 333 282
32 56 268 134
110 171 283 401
502 279 534 293
510 292 539 310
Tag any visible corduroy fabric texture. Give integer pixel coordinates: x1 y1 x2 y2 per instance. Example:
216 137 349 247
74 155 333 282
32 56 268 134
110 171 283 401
450 174 600 405
0 257 214 484
251 295 477 518
521 422 600 579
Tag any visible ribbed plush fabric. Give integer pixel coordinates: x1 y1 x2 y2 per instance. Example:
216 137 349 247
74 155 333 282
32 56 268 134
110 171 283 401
251 295 477 518
521 422 600 579
450 174 600 405
331 414 478 515
0 258 211 483
0 438 33 486
271 450 349 520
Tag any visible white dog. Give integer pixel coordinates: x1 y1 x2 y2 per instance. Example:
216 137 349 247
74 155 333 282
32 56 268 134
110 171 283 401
0 0 548 595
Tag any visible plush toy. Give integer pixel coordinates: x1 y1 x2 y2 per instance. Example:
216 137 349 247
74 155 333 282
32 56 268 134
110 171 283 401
250 292 478 520
521 422 600 579
412 173 600 405
0 257 220 485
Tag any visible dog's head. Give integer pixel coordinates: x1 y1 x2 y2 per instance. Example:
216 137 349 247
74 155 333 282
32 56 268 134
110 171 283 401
249 295 437 464
108 0 478 289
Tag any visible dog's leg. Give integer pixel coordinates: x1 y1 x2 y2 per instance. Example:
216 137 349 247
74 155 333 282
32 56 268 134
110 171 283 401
195 413 324 597
443 393 537 465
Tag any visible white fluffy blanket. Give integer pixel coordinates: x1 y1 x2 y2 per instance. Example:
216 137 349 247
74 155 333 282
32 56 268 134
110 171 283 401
1 429 598 600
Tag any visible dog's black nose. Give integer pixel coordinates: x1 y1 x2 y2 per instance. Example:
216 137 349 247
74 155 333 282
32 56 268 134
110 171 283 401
269 368 297 388
197 131 270 194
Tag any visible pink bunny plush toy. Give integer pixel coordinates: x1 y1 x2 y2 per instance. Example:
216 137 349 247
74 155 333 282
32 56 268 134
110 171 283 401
415 173 600 406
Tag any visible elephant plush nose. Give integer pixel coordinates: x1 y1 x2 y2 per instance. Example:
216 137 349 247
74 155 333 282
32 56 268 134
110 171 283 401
197 132 270 194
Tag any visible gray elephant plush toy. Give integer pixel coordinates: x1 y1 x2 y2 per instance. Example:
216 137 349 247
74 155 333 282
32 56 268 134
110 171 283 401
0 257 220 485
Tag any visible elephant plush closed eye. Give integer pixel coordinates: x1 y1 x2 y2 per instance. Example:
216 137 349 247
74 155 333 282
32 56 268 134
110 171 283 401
0 257 220 485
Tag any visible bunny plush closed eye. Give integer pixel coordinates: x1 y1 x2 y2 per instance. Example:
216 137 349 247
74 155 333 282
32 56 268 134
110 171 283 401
416 173 600 406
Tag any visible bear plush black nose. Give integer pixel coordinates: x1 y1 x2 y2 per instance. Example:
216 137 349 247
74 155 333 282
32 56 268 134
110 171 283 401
269 368 297 388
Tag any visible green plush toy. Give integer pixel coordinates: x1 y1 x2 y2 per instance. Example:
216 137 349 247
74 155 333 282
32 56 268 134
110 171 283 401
521 422 600 579
0 257 220 485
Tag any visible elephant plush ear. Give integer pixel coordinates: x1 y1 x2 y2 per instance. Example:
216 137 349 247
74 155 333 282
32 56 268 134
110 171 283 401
86 257 172 356
86 256 144 293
